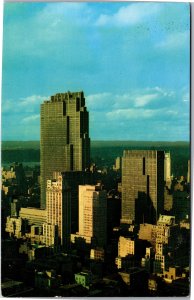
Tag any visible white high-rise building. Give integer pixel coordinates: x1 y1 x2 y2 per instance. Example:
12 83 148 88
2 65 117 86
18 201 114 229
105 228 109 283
164 152 171 186
77 184 107 247
44 173 71 249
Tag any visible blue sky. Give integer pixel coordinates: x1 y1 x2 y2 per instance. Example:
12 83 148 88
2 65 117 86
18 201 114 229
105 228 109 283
2 2 190 141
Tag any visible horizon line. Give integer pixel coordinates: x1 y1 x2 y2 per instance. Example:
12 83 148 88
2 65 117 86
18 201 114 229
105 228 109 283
1 140 190 143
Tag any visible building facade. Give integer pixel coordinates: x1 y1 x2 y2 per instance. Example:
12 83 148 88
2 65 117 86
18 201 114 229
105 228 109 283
121 150 164 225
164 152 171 188
45 173 71 249
40 91 90 208
19 207 47 226
78 184 107 247
44 171 92 249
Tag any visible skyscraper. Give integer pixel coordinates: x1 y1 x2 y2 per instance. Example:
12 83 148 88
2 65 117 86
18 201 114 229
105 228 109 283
164 152 171 188
40 91 90 208
43 171 93 250
121 150 164 225
45 173 71 249
77 184 107 247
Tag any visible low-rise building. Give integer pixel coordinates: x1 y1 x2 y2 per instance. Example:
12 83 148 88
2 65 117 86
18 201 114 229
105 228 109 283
35 269 62 290
5 216 22 238
74 271 92 289
118 236 135 257
118 267 148 289
141 247 154 272
90 248 104 261
19 207 47 226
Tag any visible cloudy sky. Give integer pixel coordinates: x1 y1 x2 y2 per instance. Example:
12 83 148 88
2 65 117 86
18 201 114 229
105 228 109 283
2 2 190 141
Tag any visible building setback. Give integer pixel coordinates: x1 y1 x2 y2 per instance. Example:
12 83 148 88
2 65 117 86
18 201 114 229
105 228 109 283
40 91 90 208
121 150 164 225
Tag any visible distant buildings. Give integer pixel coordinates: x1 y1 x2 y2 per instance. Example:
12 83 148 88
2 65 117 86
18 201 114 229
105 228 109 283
40 91 90 208
1 163 27 195
113 157 122 171
121 150 164 225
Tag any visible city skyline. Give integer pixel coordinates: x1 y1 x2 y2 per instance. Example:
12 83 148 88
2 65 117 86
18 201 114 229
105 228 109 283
2 2 190 142
1 2 191 297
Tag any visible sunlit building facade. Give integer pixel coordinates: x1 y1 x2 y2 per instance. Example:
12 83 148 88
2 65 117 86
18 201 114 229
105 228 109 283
45 173 71 249
164 152 171 188
78 184 107 247
40 91 90 208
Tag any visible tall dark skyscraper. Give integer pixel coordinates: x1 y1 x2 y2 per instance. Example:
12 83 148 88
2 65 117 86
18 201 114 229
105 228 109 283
121 150 164 225
40 91 90 209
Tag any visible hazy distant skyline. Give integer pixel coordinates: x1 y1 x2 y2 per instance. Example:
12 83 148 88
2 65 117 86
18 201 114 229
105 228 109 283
2 2 190 141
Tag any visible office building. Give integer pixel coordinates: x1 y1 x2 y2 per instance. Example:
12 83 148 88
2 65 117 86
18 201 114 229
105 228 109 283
118 236 135 257
44 171 92 249
40 91 90 208
73 184 107 247
121 150 164 225
45 173 71 249
60 171 93 233
164 152 171 188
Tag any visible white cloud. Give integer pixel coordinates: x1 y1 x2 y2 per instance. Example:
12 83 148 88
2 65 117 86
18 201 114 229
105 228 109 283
134 93 159 107
96 3 160 26
21 114 40 123
87 93 113 111
182 92 190 102
156 31 189 50
19 95 48 106
87 87 175 114
2 95 47 116
106 108 160 120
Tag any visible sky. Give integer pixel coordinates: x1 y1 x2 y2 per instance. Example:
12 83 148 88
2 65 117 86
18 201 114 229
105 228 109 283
1 1 190 141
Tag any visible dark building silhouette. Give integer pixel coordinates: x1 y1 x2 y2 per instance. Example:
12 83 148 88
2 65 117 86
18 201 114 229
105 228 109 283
40 91 90 208
121 150 164 225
